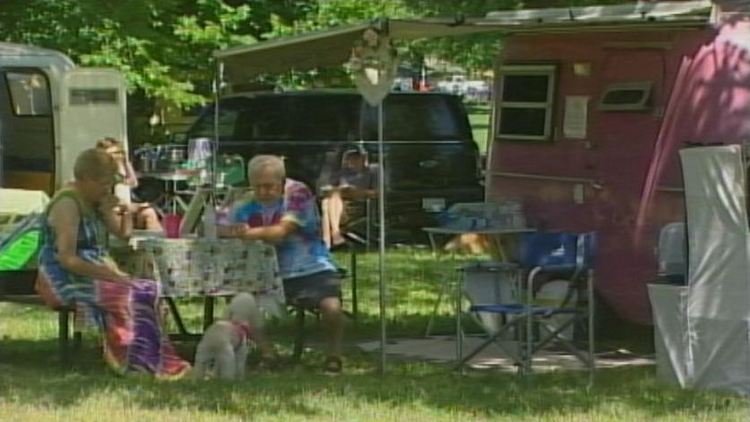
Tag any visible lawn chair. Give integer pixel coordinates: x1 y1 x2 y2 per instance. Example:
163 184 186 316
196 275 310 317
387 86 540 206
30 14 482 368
457 231 596 375
288 267 354 362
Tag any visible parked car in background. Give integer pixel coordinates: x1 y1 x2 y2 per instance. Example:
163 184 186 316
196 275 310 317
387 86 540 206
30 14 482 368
437 75 490 102
182 90 484 243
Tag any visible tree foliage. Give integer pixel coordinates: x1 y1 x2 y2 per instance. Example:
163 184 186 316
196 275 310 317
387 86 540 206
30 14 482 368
0 0 631 107
0 0 297 106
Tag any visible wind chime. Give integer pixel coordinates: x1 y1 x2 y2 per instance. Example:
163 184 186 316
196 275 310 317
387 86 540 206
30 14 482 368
348 27 399 106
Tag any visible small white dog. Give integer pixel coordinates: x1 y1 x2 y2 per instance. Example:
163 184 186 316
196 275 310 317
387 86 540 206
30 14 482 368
193 292 263 380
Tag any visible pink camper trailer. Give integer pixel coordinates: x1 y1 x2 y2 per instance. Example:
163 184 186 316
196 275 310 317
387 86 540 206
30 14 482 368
485 0 750 323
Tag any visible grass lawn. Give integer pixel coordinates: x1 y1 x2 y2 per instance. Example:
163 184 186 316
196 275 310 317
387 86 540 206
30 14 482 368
0 249 747 421
467 103 491 155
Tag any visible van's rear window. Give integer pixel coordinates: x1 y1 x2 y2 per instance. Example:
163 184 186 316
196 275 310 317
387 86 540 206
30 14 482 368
362 95 471 141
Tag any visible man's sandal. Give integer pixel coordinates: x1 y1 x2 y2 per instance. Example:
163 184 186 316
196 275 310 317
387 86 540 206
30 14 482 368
323 356 343 374
257 354 281 371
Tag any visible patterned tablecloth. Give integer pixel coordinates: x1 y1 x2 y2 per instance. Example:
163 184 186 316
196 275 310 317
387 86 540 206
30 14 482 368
112 237 283 299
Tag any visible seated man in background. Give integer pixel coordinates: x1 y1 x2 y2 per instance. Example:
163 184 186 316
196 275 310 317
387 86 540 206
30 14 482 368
218 155 345 374
319 146 378 248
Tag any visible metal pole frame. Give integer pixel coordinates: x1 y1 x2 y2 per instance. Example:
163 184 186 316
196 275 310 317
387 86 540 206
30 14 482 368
210 61 223 210
377 100 387 375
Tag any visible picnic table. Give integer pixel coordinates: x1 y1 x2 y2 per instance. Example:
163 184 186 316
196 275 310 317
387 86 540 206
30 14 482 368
111 234 284 339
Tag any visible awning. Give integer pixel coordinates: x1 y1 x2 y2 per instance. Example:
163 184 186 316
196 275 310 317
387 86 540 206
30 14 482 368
214 0 713 85
215 19 503 84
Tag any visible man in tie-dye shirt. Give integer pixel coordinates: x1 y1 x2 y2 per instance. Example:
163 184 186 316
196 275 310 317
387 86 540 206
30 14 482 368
219 155 344 374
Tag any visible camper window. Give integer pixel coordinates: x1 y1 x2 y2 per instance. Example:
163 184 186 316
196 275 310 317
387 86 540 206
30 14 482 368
599 82 652 111
496 65 556 142
5 71 51 116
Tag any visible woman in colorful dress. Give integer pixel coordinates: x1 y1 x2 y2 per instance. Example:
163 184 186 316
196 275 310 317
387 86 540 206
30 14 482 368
36 148 190 379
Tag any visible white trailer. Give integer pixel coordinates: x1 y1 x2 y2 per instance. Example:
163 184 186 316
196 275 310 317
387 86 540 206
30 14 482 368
0 42 128 195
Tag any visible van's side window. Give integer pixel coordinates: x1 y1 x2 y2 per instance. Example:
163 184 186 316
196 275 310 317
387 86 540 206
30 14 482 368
5 71 51 116
232 96 360 142
292 96 359 141
236 97 290 140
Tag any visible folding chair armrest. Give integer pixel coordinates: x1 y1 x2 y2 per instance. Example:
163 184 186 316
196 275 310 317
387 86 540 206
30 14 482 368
525 266 544 303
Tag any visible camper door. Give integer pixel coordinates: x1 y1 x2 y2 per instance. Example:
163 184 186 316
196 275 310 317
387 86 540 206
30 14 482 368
0 67 55 192
58 68 127 187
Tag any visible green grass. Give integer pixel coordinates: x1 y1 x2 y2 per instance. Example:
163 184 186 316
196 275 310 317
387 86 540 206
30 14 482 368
467 103 491 155
0 249 747 421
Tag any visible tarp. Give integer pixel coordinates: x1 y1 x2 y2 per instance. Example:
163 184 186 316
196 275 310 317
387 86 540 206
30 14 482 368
0 190 47 271
652 145 750 394
0 213 41 270
682 145 750 393
648 284 689 386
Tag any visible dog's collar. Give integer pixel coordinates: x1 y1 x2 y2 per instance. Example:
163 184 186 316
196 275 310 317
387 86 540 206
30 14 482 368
231 320 252 341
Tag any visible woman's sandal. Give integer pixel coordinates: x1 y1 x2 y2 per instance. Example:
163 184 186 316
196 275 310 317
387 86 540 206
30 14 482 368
323 356 343 374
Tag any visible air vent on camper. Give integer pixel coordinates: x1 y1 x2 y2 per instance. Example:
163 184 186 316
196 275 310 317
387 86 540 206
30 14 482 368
599 81 652 112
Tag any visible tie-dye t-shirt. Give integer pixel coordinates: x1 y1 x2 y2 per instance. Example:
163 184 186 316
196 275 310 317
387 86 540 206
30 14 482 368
226 179 336 279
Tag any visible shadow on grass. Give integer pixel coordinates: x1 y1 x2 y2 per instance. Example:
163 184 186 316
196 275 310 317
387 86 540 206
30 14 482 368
0 333 742 420
0 250 740 419
337 250 657 348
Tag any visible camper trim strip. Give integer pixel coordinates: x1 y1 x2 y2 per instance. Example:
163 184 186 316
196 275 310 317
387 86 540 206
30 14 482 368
490 171 595 184
491 171 686 193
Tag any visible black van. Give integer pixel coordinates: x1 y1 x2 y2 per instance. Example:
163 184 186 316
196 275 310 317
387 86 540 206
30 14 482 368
184 90 484 242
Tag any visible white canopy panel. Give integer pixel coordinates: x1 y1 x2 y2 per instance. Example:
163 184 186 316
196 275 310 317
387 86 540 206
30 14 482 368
652 145 750 395
668 145 750 394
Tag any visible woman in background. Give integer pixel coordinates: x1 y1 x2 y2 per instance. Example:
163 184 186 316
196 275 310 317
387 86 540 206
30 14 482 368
319 146 377 248
96 137 162 231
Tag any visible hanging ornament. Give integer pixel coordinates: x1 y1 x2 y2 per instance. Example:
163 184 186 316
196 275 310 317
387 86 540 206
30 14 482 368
347 28 399 106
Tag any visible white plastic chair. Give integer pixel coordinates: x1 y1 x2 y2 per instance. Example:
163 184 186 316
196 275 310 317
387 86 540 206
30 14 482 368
656 222 687 283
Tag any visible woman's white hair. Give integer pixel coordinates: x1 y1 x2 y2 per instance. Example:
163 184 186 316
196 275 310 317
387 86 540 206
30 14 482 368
247 155 286 184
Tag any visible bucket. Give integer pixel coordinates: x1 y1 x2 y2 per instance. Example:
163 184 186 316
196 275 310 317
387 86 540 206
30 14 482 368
163 213 182 239
187 137 213 168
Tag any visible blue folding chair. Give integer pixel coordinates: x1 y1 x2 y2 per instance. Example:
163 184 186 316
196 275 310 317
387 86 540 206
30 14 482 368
457 231 596 374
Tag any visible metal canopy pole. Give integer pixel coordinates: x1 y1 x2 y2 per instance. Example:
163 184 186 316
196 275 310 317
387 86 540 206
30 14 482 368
377 100 387 375
211 61 223 211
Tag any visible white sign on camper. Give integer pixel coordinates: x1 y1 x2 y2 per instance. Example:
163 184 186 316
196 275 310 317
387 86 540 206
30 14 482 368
563 95 589 139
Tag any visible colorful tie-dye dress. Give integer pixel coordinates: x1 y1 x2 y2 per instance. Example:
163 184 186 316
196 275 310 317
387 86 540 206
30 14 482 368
36 189 190 379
